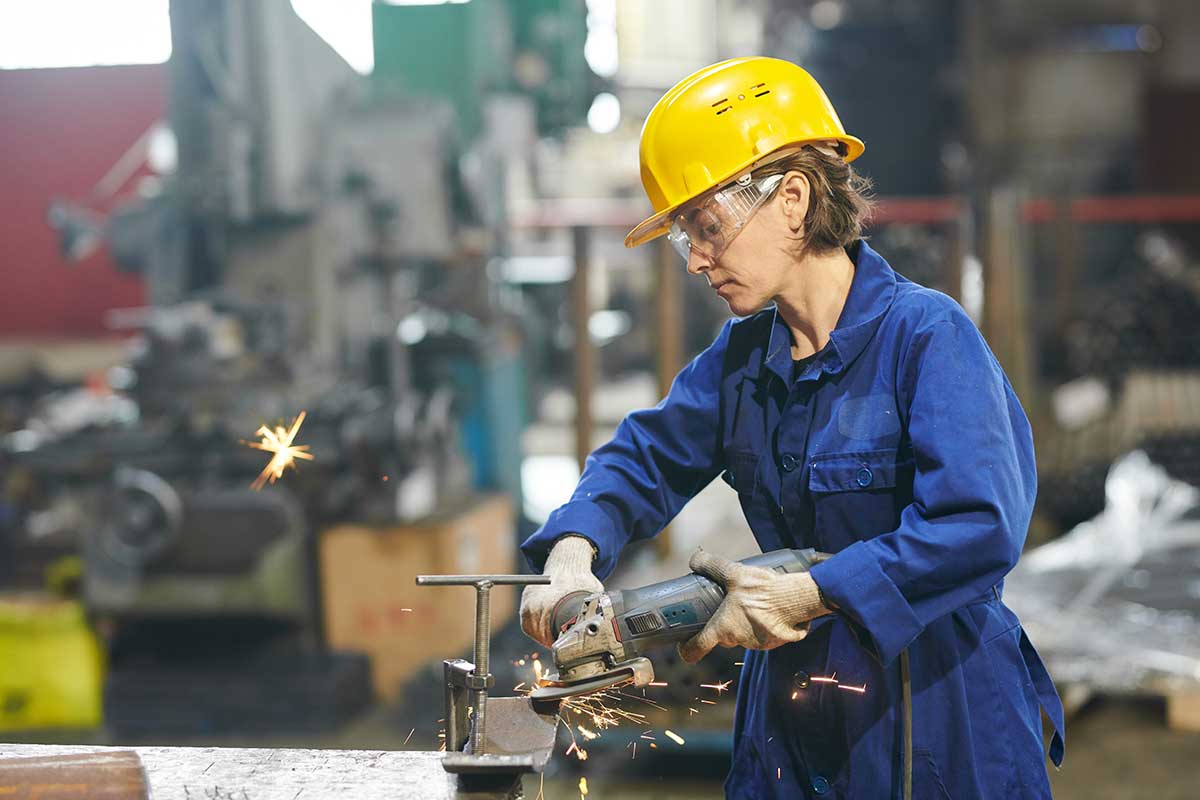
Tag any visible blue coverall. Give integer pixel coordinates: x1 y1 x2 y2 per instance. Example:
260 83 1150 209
522 240 1065 799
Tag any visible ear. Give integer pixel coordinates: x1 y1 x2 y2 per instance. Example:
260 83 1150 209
777 170 811 234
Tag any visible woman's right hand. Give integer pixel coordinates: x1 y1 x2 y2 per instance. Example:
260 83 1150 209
520 535 604 648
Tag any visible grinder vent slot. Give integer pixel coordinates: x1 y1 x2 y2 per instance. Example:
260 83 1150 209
626 611 663 635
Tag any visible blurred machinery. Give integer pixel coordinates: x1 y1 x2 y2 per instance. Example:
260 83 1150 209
4 0 534 735
1038 232 1200 530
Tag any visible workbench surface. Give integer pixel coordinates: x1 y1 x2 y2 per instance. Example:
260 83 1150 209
0 742 462 799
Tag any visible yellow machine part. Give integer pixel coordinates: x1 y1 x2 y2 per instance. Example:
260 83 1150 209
0 592 104 731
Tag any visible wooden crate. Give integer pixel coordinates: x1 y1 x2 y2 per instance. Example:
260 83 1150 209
319 494 516 701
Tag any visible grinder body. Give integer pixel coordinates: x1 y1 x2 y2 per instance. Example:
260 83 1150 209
545 548 826 689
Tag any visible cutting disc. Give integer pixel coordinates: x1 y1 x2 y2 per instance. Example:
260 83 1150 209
529 667 636 702
530 657 654 702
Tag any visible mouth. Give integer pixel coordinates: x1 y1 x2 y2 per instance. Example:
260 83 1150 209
710 279 731 292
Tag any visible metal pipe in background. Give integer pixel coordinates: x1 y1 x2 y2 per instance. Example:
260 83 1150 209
571 225 594 476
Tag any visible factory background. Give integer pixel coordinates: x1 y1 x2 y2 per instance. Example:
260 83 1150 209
1 1 1199 797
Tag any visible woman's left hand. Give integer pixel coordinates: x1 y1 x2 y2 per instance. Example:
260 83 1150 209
678 549 829 663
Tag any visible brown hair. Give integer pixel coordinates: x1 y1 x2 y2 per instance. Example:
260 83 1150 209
756 145 874 253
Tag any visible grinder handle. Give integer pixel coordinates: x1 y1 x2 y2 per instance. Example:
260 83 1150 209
607 547 831 653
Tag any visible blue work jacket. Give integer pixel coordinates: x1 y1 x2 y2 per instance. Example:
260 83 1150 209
522 240 1065 799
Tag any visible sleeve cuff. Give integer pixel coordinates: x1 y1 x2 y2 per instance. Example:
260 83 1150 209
809 539 925 666
520 500 623 579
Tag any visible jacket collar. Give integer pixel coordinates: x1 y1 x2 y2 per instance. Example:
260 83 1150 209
760 239 897 385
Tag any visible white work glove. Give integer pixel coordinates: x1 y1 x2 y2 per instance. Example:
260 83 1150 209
678 548 830 664
520 535 604 648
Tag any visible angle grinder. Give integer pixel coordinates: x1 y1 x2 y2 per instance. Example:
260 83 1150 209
530 548 829 702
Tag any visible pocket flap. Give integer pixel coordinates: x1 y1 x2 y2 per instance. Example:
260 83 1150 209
808 449 905 493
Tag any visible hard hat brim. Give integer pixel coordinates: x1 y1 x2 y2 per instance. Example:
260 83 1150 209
624 207 675 249
623 134 865 249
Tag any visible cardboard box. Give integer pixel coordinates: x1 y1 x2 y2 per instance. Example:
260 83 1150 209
319 494 516 701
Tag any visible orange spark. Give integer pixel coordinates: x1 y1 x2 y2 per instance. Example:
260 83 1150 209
403 728 415 746
245 412 313 490
648 681 668 687
838 683 867 694
700 680 733 694
579 777 588 797
664 730 685 745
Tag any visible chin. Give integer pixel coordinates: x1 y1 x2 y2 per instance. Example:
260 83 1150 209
724 293 768 317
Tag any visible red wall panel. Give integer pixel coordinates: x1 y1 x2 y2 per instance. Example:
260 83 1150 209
0 64 163 337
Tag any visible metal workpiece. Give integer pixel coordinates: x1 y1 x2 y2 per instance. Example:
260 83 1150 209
417 572 556 797
441 695 561 786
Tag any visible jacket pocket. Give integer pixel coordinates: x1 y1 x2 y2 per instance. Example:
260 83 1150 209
978 611 1052 798
807 449 913 552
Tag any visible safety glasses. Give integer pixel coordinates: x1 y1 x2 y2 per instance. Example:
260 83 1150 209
666 172 784 262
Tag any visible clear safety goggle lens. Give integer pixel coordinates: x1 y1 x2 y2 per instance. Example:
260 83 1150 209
668 173 783 263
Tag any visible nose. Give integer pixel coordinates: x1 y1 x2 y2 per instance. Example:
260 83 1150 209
686 247 712 276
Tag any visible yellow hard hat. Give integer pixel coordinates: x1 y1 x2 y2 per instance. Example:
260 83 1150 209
625 57 864 249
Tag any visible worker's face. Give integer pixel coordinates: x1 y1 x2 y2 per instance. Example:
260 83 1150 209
685 171 811 316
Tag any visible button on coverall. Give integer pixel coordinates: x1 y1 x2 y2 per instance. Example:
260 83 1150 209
522 240 1065 799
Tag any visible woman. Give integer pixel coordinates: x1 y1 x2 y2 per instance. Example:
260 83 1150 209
520 57 1064 799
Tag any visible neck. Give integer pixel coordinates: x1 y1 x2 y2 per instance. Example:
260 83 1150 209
773 246 856 359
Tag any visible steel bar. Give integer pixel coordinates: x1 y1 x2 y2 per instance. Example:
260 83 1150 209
416 575 551 586
471 581 493 755
0 750 147 800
